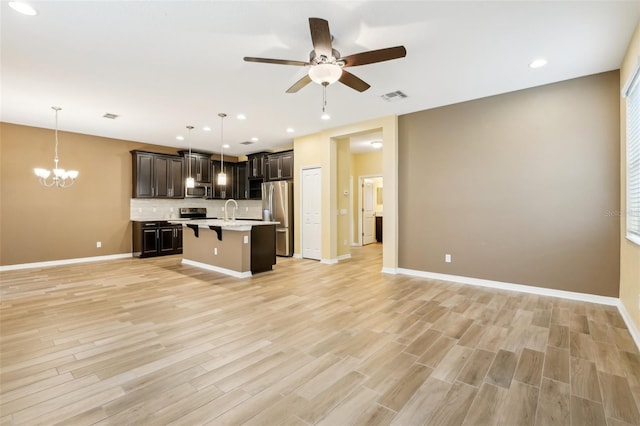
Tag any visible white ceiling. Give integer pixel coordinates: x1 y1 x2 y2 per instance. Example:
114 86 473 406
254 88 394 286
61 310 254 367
1 1 638 156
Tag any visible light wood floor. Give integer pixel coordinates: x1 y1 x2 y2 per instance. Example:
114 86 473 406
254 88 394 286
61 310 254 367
1 245 639 425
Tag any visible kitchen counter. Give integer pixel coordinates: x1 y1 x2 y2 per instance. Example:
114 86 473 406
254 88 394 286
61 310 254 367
173 220 277 278
170 219 279 231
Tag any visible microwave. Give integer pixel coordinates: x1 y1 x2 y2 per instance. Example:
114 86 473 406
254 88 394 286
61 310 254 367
185 183 212 198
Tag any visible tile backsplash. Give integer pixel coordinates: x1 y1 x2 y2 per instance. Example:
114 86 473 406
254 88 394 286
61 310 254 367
130 198 263 221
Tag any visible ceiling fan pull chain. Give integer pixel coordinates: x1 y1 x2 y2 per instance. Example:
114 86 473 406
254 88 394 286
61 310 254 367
322 82 327 112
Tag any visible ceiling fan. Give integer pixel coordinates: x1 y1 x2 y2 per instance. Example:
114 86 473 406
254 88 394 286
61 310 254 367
244 17 407 93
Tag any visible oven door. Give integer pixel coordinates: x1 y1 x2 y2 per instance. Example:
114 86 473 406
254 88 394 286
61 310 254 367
185 184 211 198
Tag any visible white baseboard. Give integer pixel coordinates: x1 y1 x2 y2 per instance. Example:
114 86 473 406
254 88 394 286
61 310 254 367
320 254 352 265
617 300 640 352
396 268 619 306
181 259 252 278
0 253 132 272
293 253 302 259
381 267 398 274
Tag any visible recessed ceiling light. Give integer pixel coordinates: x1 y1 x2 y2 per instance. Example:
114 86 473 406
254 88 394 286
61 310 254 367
202 126 211 131
251 137 259 142
371 141 383 149
8 1 37 16
236 114 246 120
286 128 294 133
529 58 547 69
222 144 230 149
176 135 184 141
321 113 331 120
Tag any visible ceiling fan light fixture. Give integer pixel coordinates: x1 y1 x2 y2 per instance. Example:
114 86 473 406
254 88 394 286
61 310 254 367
308 63 342 85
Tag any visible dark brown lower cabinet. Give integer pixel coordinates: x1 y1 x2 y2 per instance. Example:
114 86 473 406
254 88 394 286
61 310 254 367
133 221 182 258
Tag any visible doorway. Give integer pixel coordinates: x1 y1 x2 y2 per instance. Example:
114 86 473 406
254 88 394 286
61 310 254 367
359 175 383 246
301 167 321 260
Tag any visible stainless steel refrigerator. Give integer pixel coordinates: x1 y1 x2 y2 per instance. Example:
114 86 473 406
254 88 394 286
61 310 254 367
262 180 293 256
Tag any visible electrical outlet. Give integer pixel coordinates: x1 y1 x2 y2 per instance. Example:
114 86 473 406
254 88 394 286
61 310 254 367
638 295 640 310
343 239 347 246
243 236 249 244
245 207 249 212
96 241 102 248
445 254 451 263
214 248 218 255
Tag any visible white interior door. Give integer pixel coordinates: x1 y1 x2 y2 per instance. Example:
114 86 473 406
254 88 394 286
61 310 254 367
362 180 376 245
302 167 321 260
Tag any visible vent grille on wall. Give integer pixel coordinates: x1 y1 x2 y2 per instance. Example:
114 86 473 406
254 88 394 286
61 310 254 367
381 90 408 102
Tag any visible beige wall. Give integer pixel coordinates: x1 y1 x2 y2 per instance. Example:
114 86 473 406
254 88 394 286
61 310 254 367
293 116 398 268
398 71 621 297
1 123 179 266
620 23 640 332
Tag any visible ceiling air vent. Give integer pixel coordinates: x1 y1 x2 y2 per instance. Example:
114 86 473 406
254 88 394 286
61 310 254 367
240 141 254 145
381 90 408 102
103 113 119 119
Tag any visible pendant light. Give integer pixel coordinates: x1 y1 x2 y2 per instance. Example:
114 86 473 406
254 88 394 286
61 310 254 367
34 106 79 188
217 113 227 186
185 125 195 189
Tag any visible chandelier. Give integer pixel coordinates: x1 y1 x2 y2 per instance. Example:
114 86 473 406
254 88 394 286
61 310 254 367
34 106 79 187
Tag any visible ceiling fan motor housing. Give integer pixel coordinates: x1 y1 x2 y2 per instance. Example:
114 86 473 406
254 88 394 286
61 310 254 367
309 49 342 65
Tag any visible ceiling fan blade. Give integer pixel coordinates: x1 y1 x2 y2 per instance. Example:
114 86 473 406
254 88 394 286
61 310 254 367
339 70 370 92
286 74 312 93
341 46 407 67
309 18 333 58
244 57 310 66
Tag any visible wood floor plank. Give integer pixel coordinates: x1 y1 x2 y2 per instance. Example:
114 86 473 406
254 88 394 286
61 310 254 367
391 377 452 426
427 381 477 426
497 380 539 426
1 245 638 425
485 349 518 389
462 382 508 426
543 345 570 384
571 395 607 426
598 371 640 425
514 348 544 387
535 377 570 426
570 357 602 403
456 348 495 387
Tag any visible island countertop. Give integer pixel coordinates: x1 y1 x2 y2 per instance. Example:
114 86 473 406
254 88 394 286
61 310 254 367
170 219 279 232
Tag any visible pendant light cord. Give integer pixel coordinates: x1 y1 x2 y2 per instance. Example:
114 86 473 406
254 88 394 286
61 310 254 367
219 113 226 173
53 107 60 167
187 125 193 178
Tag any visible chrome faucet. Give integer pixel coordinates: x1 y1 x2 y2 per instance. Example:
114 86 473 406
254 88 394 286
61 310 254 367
224 199 238 222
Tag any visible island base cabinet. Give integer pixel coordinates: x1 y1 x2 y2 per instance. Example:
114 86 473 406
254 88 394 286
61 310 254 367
182 228 251 274
251 225 276 273
181 224 276 276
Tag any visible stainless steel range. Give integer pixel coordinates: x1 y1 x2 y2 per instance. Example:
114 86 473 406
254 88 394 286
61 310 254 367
179 207 217 220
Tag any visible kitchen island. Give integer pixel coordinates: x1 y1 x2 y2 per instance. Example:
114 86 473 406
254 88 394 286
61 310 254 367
173 219 278 278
